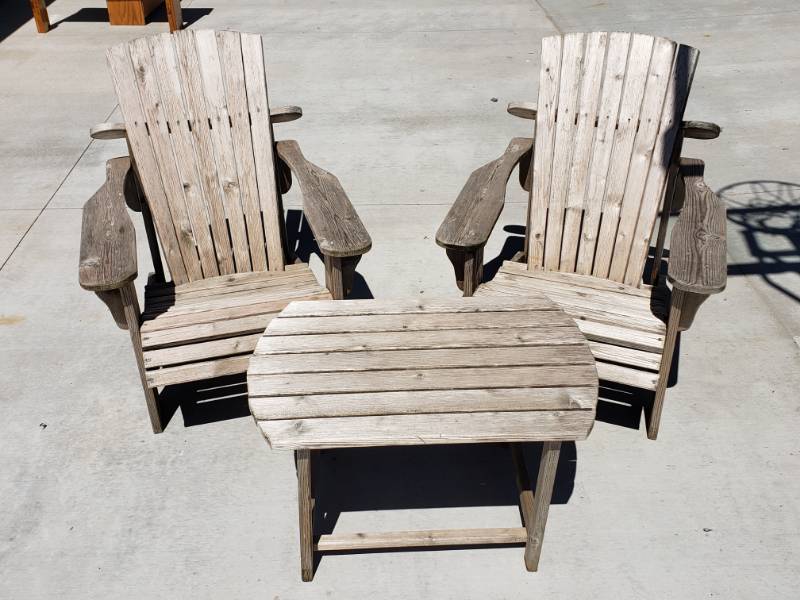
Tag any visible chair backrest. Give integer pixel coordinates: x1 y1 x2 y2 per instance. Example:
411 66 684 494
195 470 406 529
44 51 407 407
526 32 699 287
107 30 286 285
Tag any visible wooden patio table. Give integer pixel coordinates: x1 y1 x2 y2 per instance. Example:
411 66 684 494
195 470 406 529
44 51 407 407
248 296 598 581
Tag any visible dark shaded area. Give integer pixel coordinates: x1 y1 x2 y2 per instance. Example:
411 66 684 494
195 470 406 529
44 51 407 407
49 6 211 29
309 442 576 562
284 208 374 299
721 181 800 304
0 0 57 42
158 373 250 427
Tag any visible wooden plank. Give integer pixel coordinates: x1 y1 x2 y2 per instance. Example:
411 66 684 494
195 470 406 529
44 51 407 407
30 0 50 33
275 140 372 258
255 326 587 355
527 35 562 269
147 263 309 296
249 364 597 396
106 42 189 283
250 345 594 375
141 312 279 349
587 341 660 371
241 32 285 270
315 528 528 551
141 290 331 330
267 310 574 336
194 29 253 272
217 30 269 271
173 30 235 275
595 361 658 390
560 32 607 272
524 441 560 571
576 319 664 353
143 333 262 368
544 32 585 271
296 449 314 582
575 32 631 275
258 410 595 449
625 45 701 286
280 295 557 317
128 37 205 282
79 158 137 292
145 269 318 301
608 37 677 282
667 159 727 294
592 34 655 279
146 354 250 387
148 33 220 278
499 261 653 297
249 386 596 420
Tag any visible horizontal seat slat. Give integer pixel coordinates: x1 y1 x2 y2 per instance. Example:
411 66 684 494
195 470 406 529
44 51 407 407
141 313 277 349
146 355 251 387
143 333 262 368
595 361 658 390
315 528 528 551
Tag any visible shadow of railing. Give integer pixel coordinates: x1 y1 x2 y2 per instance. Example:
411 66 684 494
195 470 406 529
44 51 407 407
721 180 800 303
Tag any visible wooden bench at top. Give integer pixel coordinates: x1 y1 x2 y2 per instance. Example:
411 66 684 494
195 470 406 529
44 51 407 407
28 0 182 33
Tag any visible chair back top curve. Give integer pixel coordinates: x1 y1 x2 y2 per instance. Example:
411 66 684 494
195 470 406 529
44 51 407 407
107 29 286 285
526 31 699 287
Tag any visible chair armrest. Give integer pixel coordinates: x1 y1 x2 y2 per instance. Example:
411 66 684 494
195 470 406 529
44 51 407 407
507 102 537 120
275 140 371 258
682 120 721 140
79 157 138 292
436 137 533 251
667 158 727 295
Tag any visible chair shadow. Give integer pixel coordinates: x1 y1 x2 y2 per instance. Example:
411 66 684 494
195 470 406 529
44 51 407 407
720 180 800 304
310 441 577 562
483 228 681 433
49 6 212 29
158 373 251 428
285 208 374 300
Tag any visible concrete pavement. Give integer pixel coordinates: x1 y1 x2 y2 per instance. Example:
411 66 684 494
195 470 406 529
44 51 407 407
1 1 798 598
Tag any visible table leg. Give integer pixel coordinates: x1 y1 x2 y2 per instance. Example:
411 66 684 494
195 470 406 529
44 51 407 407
524 441 561 571
296 449 315 582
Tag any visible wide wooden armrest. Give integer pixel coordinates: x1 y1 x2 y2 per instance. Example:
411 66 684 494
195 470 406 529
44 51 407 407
275 140 371 258
507 102 537 120
667 158 727 295
682 120 721 140
79 157 137 292
436 137 534 251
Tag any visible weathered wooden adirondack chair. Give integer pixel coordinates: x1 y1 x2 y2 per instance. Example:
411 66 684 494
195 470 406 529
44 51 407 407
79 30 371 433
436 32 727 440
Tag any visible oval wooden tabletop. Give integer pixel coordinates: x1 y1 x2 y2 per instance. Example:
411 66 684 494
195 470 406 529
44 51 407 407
248 296 598 449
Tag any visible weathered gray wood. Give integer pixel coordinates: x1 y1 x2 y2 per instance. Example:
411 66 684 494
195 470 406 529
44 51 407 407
647 288 685 440
276 140 372 258
324 255 345 300
89 122 127 140
316 528 528 551
682 120 721 140
296 449 314 582
506 102 537 120
667 158 727 294
79 158 137 292
524 441 561 571
436 138 533 250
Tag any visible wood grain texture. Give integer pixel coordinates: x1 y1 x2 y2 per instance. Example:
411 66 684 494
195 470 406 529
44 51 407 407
506 102 537 120
276 140 371 258
524 441 561 571
79 158 137 292
667 158 727 294
249 297 598 449
316 528 528 551
296 449 314 581
30 0 50 33
682 120 720 140
436 137 533 250
107 0 160 26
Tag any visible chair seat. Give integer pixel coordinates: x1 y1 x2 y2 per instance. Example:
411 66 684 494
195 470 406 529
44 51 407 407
139 264 331 387
476 261 670 390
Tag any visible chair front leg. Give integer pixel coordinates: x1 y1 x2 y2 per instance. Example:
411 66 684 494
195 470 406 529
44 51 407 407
324 255 362 300
446 247 484 297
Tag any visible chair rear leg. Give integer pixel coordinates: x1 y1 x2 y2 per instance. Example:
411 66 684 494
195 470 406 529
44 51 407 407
647 288 685 440
120 282 164 433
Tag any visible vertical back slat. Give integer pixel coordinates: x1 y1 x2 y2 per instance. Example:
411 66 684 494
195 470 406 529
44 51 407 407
241 33 285 271
526 36 562 270
149 33 220 278
173 30 236 275
607 37 676 282
575 32 630 275
592 33 655 279
623 44 699 286
217 30 269 271
194 29 253 272
106 43 189 284
128 38 205 281
543 33 585 271
559 32 607 272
